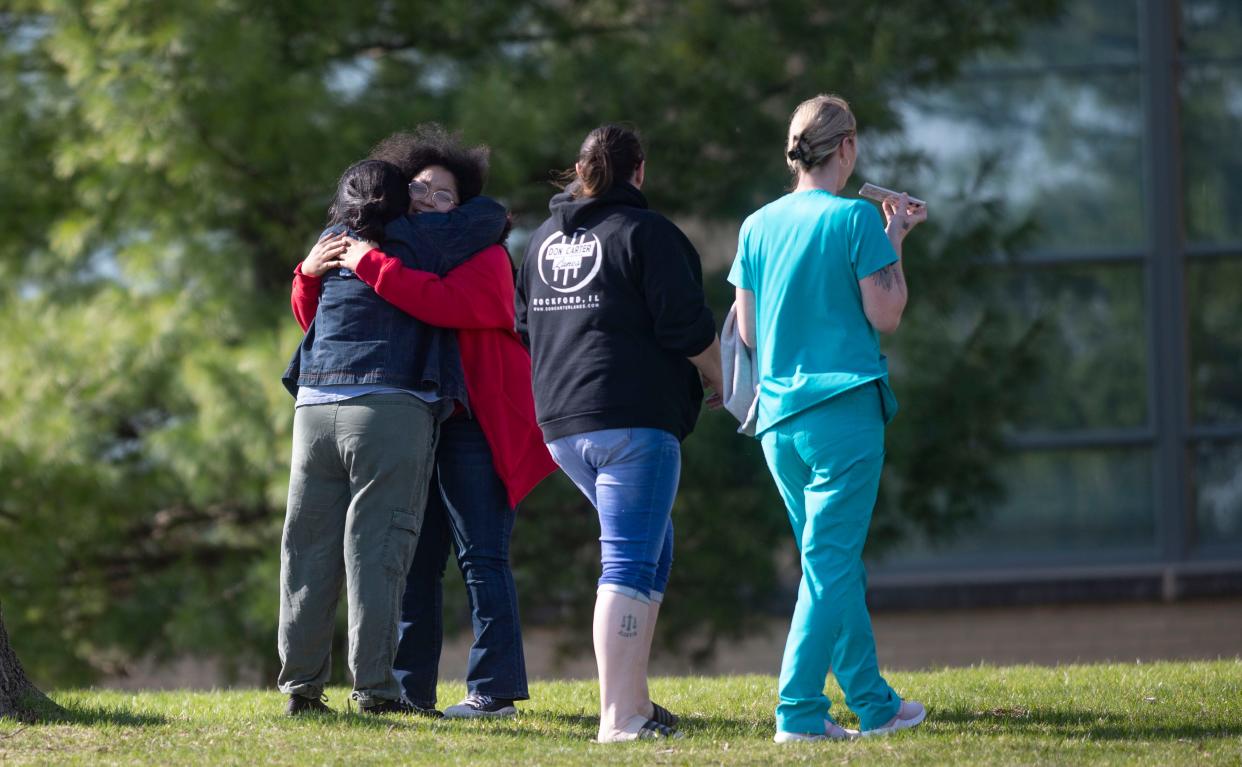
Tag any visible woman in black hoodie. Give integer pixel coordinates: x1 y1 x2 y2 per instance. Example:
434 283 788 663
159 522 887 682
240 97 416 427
516 124 724 742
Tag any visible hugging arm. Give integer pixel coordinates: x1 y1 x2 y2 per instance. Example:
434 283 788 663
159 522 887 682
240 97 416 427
291 265 322 332
382 196 508 275
347 242 515 330
290 198 509 330
513 248 532 349
289 232 352 331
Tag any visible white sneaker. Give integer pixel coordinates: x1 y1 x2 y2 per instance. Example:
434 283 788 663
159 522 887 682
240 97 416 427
861 700 926 737
774 719 859 742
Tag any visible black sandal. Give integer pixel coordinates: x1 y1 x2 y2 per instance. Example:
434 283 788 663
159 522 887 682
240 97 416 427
637 718 683 739
651 702 680 728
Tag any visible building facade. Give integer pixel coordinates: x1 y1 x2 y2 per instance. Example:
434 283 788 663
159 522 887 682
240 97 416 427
867 0 1242 604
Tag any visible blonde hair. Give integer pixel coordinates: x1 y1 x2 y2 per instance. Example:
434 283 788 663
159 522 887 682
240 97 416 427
785 94 856 175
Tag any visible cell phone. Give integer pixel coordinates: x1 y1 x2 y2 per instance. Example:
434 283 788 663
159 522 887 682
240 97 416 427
858 182 925 208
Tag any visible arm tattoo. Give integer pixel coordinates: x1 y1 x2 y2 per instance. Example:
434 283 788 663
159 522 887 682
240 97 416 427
870 264 904 292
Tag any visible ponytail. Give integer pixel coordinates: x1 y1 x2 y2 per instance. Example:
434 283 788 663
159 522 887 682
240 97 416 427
563 124 645 199
785 94 856 176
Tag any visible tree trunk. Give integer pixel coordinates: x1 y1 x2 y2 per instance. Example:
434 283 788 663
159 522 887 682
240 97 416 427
0 601 62 722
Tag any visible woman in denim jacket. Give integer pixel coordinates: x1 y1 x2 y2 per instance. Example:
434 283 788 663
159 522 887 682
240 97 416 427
294 127 555 719
278 156 507 717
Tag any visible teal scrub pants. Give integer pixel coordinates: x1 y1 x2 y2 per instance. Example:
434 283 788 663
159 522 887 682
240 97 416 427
760 383 901 734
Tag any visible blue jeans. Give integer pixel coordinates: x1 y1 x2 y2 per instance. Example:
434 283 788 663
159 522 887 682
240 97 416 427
393 415 529 706
547 428 680 603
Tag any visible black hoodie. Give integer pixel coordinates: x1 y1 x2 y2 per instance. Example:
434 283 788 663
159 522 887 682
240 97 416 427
516 183 717 442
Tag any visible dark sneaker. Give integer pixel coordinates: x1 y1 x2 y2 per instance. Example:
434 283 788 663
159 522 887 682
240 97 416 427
442 694 518 719
285 693 332 716
358 696 444 718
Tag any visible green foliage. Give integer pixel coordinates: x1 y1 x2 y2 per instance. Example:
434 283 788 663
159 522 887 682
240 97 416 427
0 0 1062 684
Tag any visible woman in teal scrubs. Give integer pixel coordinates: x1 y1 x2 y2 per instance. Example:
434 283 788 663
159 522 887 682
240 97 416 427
729 94 928 742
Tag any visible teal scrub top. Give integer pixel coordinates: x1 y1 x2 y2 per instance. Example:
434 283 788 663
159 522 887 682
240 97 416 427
728 189 900 434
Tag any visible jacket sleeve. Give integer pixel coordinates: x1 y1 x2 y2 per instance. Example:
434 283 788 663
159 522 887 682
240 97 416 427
381 196 509 276
638 218 717 357
351 244 515 330
514 241 533 348
290 263 322 333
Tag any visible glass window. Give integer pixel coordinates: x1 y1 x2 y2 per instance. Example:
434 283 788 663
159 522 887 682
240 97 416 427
897 73 1144 252
1003 264 1148 430
1188 259 1242 424
1181 63 1242 244
873 447 1157 569
1182 0 1242 61
1194 440 1242 550
885 1 1144 252
978 0 1139 70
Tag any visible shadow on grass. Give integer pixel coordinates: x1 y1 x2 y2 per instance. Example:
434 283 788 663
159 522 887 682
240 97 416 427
275 710 433 730
281 710 598 739
280 710 531 732
525 711 597 730
530 708 1242 742
280 709 771 742
41 702 169 727
680 714 776 734
934 706 1242 741
527 711 774 739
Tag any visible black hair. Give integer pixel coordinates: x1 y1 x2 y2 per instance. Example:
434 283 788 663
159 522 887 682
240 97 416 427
564 124 645 198
325 160 410 242
368 124 490 202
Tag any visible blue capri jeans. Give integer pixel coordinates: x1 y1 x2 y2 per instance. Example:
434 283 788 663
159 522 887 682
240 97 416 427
547 428 680 603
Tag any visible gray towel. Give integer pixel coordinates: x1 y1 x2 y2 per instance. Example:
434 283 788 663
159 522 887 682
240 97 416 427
721 303 759 437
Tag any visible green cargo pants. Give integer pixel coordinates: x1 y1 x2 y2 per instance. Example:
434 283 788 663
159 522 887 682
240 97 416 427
277 393 439 704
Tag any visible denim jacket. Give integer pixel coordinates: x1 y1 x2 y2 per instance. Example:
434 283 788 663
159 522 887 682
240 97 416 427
281 196 508 400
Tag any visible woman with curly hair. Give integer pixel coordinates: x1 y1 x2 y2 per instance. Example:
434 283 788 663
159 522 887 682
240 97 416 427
277 155 509 717
295 125 555 719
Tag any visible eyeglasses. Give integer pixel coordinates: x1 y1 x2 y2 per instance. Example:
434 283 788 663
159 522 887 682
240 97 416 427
408 180 457 210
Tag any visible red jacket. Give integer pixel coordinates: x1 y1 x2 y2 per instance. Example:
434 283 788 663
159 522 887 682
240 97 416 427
291 245 556 508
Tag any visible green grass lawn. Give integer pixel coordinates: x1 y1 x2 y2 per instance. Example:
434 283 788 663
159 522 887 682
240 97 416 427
1 660 1239 766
